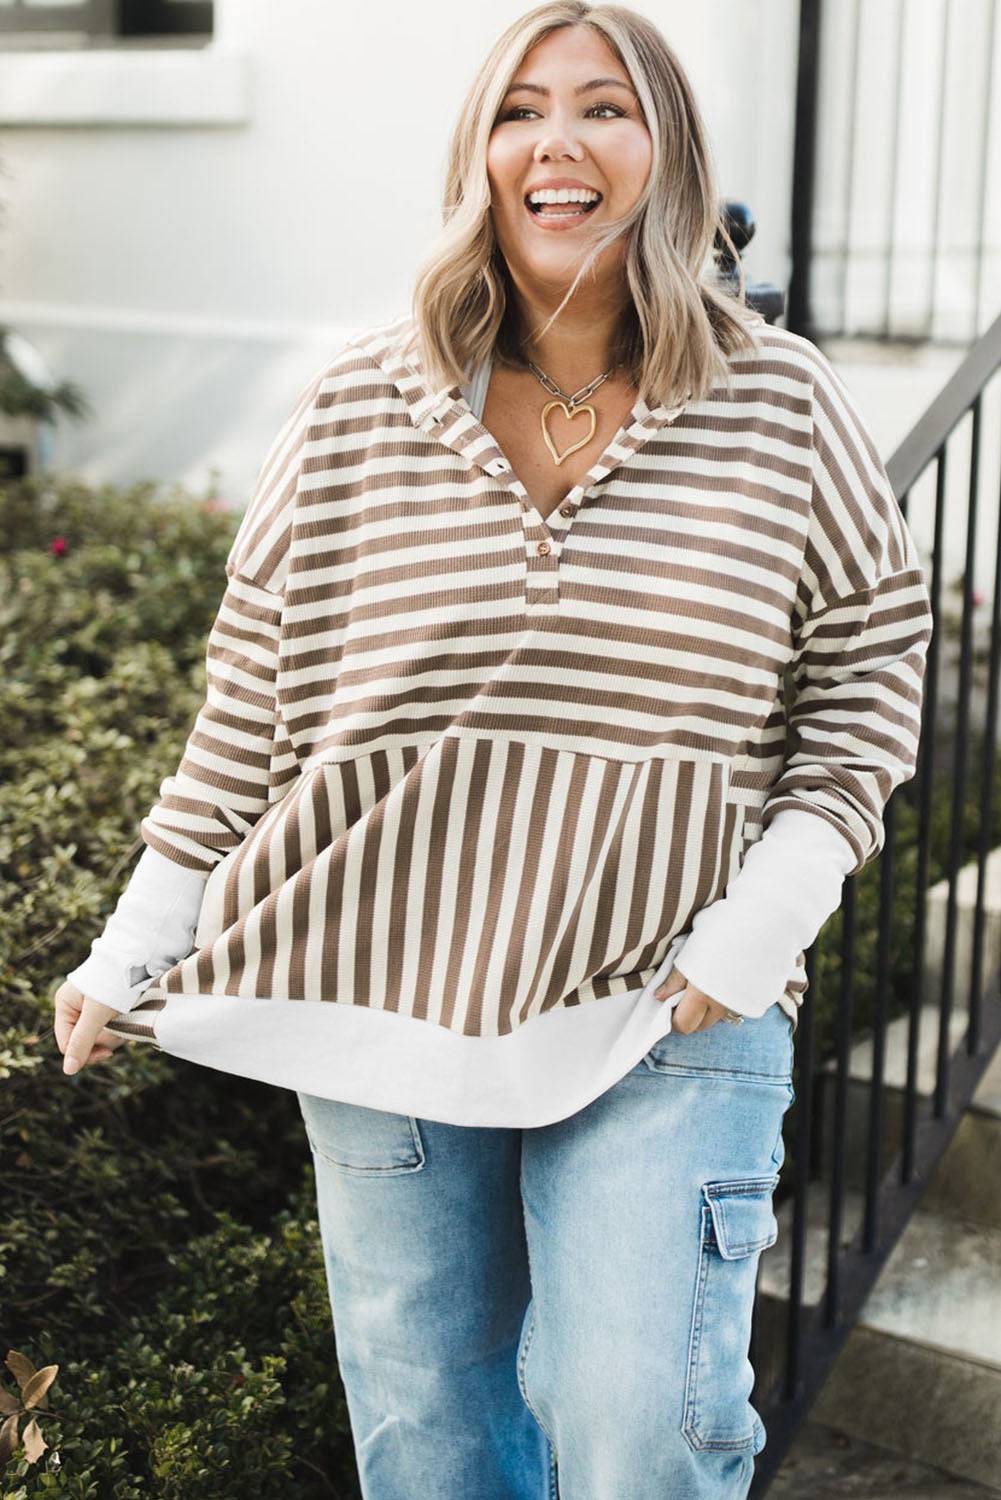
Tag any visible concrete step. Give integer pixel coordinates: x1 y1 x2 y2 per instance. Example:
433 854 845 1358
811 1002 1001 1221
804 1326 1001 1491
758 1191 1001 1488
760 1185 866 1311
761 1189 1001 1358
921 1109 1001 1230
813 1003 981 1188
924 851 1001 1004
767 1417 1001 1497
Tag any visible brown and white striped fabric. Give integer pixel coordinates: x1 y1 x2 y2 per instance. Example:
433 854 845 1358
106 312 932 1072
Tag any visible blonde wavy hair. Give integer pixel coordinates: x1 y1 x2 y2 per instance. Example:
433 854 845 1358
405 0 765 409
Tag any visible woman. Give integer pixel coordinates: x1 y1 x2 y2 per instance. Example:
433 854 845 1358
55 4 933 1496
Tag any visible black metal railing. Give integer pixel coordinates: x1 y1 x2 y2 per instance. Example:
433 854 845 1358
788 0 999 345
750 305 1001 1494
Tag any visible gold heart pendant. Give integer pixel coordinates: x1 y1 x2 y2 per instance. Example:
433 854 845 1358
540 399 597 466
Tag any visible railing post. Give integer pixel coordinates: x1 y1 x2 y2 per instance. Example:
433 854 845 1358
716 200 785 324
787 0 823 339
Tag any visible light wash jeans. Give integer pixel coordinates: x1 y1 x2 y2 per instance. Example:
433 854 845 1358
297 1001 795 1500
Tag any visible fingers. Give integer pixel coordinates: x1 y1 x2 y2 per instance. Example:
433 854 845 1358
52 981 83 1056
671 993 714 1033
53 1005 79 1056
653 967 723 1033
67 1046 116 1067
94 1026 127 1051
63 1025 97 1075
57 991 125 1075
63 1041 105 1074
653 965 687 1002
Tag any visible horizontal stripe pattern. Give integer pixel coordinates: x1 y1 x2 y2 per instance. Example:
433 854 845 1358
110 312 932 1043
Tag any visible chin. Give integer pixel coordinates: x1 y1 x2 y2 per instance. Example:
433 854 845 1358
514 241 589 277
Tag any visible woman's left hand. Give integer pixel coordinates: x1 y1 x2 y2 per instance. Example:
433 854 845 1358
53 982 127 1074
653 966 735 1033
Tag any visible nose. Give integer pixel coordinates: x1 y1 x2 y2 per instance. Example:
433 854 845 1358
533 124 586 165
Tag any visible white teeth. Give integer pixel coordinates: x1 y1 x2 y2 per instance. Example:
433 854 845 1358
526 188 601 206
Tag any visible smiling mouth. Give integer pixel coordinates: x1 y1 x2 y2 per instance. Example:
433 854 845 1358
524 194 603 219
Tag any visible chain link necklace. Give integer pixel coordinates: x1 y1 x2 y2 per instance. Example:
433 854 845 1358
526 359 615 467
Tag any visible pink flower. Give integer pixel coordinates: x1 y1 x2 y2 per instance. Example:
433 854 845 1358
49 536 67 556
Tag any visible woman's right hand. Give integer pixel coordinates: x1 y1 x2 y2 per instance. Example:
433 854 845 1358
53 982 128 1075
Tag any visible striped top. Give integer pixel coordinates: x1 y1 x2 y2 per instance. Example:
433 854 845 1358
97 311 933 1124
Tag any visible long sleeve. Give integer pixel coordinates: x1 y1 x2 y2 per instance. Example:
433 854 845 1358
64 846 207 1012
138 364 325 876
758 351 933 871
674 808 857 1019
675 349 934 1020
138 569 286 874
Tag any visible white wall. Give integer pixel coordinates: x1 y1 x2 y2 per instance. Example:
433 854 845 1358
0 0 799 501
811 0 1001 340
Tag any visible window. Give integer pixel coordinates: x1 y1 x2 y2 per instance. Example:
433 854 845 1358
0 0 213 48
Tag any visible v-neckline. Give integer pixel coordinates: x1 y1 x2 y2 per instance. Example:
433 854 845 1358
382 329 695 616
456 355 690 544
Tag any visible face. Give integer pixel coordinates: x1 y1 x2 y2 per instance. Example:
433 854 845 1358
487 25 652 291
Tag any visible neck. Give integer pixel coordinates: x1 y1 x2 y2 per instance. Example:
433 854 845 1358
507 281 630 391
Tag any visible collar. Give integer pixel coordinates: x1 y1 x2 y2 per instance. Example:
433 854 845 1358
345 312 463 434
345 311 694 477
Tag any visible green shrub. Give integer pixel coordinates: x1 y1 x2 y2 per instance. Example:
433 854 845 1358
1 474 358 1497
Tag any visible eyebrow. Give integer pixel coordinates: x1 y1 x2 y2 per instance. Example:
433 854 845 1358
502 76 638 100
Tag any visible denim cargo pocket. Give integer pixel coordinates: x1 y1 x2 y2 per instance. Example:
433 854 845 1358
296 1091 426 1176
682 1175 779 1454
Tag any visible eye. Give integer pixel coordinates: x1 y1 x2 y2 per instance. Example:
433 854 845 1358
498 102 627 123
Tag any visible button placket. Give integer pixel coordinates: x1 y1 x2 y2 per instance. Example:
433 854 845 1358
520 489 560 614
423 389 690 617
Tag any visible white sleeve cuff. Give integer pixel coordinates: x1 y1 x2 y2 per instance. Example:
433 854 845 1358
65 846 208 1013
673 807 857 1020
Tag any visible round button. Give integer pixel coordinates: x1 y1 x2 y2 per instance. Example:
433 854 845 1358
537 541 551 556
559 504 574 517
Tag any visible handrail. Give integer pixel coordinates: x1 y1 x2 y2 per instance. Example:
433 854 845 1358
752 301 1001 1495
886 305 1001 497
